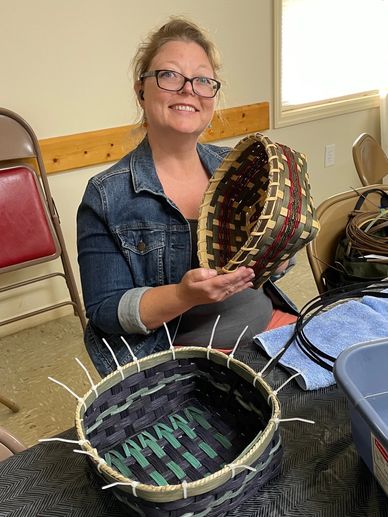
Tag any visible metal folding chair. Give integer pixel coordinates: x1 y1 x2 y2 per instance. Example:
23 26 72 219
0 107 86 410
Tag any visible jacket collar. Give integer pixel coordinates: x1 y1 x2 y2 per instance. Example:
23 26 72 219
129 136 223 195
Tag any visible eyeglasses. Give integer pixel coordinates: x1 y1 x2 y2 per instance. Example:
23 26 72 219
140 69 221 98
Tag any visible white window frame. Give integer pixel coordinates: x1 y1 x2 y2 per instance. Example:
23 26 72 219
273 0 381 128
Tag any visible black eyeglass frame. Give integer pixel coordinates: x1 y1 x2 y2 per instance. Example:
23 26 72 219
140 69 221 98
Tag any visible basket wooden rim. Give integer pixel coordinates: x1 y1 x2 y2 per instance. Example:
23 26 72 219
75 346 281 503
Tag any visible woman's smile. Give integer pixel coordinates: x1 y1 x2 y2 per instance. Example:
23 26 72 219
170 103 198 112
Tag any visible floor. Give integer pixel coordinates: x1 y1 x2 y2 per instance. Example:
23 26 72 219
0 250 318 449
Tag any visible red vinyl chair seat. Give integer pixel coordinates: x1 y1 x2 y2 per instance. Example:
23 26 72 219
0 166 59 270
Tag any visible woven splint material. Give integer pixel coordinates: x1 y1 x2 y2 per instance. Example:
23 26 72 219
198 133 320 288
75 347 282 516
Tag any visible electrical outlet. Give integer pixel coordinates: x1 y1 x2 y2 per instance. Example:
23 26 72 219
324 144 336 167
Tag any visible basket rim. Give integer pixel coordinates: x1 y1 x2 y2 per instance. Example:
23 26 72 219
75 346 281 503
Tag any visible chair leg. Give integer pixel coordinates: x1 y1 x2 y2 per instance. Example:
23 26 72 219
61 255 87 330
51 216 87 331
0 393 19 413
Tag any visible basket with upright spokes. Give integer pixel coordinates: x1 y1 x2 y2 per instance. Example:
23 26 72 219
75 347 282 516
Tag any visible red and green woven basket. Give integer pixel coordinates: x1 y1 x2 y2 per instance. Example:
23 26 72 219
198 133 320 288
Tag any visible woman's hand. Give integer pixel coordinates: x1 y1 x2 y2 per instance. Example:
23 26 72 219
140 267 255 330
176 267 255 306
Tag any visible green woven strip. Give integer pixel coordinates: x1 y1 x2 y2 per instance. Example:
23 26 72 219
183 451 202 469
149 471 168 486
184 406 211 430
98 404 118 420
169 415 197 439
105 451 134 478
176 420 196 439
109 399 133 416
122 441 149 468
124 438 142 451
86 404 120 433
154 424 181 448
138 430 157 445
169 414 187 430
214 432 232 449
138 437 165 459
199 442 218 459
166 461 186 480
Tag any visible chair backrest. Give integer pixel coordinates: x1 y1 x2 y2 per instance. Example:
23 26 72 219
306 185 388 294
0 165 60 272
352 133 388 186
0 108 55 215
0 110 37 160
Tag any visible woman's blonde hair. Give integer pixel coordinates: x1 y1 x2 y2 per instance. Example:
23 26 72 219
132 16 221 86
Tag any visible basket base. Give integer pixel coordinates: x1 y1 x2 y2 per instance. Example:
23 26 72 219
102 433 282 517
104 397 265 486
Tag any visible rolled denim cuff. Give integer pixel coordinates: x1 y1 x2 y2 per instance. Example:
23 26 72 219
118 286 153 334
270 254 297 282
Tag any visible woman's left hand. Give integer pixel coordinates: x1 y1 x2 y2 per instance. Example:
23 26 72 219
175 266 255 306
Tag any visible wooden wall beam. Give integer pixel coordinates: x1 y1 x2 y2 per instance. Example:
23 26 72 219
40 102 269 174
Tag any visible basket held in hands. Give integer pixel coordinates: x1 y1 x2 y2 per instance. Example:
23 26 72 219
198 133 320 288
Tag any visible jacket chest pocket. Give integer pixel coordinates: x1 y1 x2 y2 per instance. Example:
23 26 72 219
116 228 165 286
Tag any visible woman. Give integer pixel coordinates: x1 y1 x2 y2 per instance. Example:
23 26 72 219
77 17 297 377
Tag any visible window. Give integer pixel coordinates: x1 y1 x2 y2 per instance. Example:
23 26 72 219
274 0 388 127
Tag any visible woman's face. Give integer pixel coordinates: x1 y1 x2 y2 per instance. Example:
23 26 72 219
139 40 217 140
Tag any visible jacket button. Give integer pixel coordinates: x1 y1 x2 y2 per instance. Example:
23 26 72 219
137 241 146 252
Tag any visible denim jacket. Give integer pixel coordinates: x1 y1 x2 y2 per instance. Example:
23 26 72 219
77 137 297 376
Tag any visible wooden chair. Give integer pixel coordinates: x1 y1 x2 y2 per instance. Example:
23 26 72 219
306 185 388 294
352 133 388 186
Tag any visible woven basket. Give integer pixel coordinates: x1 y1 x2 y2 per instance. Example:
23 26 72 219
75 347 282 516
198 133 320 288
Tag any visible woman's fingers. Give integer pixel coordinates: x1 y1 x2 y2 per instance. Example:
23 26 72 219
221 270 255 298
177 267 255 305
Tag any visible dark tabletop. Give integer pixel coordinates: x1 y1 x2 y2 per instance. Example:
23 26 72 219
0 349 387 517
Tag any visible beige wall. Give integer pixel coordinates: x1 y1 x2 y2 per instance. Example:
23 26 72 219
0 0 380 335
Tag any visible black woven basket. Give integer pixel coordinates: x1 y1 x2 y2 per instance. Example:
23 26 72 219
198 133 320 288
75 347 282 516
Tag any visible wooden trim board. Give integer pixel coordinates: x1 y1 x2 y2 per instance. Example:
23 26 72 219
39 102 269 174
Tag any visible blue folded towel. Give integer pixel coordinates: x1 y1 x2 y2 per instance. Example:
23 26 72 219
254 294 388 390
